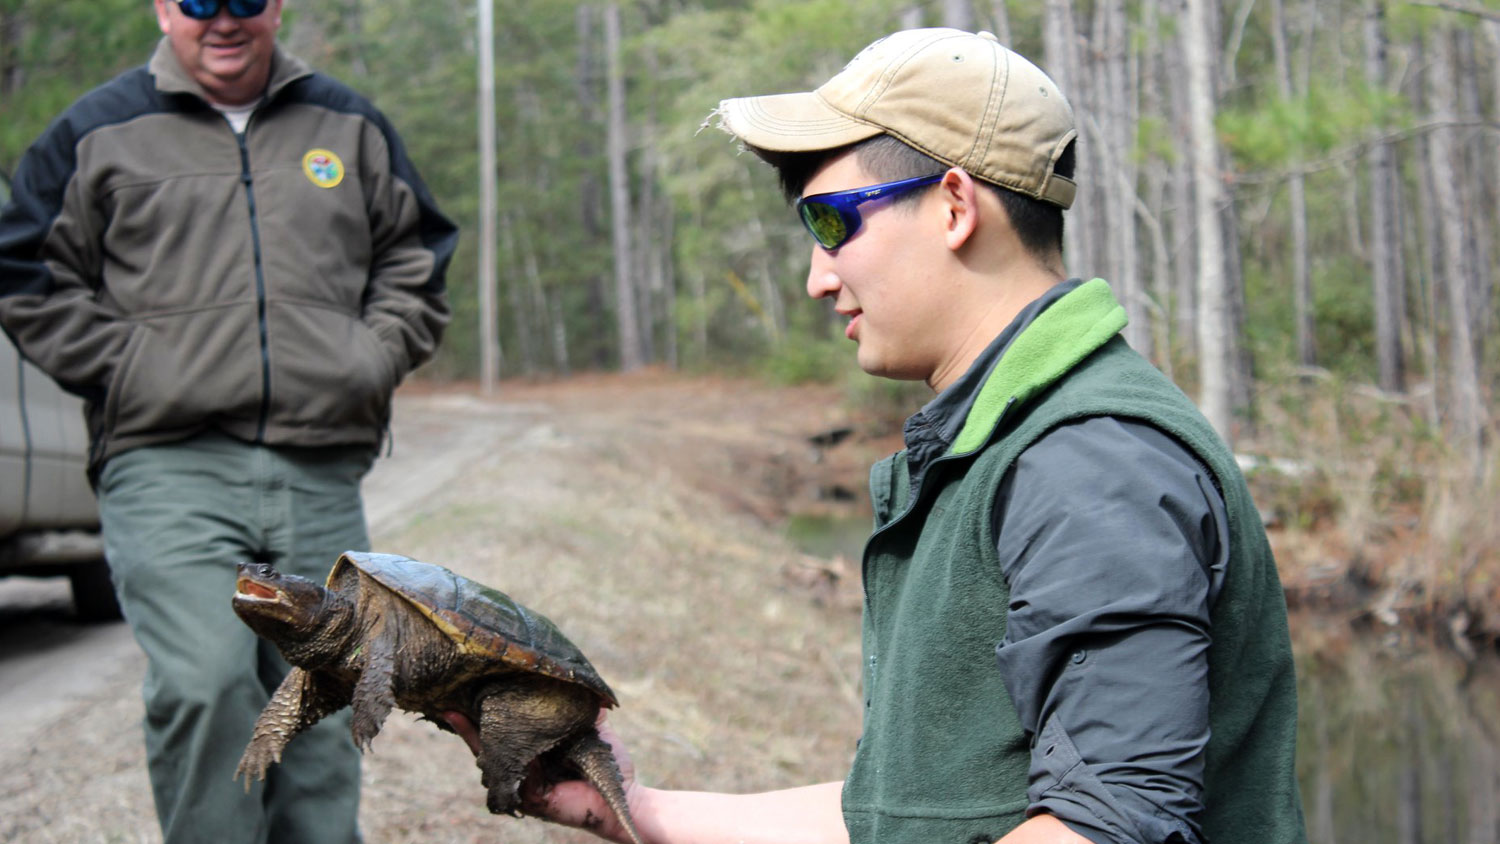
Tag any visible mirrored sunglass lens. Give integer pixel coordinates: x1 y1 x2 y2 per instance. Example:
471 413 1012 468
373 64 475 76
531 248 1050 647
800 202 847 249
176 0 221 19
228 0 269 16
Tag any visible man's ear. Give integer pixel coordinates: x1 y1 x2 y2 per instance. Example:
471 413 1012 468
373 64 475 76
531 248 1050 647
153 0 173 34
938 167 981 252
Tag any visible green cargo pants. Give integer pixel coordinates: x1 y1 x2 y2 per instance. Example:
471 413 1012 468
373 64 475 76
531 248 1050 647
98 432 373 844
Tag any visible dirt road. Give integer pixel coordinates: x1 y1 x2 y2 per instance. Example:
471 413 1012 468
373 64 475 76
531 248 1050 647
0 373 875 843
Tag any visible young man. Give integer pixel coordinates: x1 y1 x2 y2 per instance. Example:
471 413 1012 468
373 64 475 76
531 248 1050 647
0 1 456 841
449 28 1305 844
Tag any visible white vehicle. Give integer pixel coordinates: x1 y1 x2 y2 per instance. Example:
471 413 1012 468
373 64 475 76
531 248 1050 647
0 170 119 620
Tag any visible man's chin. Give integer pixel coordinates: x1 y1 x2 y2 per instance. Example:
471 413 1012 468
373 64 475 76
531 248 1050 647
195 64 264 105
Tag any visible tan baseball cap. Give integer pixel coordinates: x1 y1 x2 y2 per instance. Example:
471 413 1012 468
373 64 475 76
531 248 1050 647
716 28 1077 209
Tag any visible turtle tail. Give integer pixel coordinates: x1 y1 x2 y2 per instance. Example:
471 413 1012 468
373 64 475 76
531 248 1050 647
563 730 645 844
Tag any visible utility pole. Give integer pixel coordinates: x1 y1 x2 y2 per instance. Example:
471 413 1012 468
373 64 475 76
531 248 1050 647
477 0 500 395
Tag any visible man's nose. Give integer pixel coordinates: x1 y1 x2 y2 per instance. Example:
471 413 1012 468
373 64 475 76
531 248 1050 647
805 249 840 300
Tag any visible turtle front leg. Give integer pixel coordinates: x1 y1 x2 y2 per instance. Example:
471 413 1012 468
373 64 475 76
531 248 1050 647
349 627 398 751
236 667 345 788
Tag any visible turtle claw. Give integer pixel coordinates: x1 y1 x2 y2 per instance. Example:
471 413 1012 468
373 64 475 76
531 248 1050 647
233 742 278 791
483 780 523 816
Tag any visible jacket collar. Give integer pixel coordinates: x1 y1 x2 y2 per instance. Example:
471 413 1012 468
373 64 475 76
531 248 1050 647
148 37 313 105
899 278 1082 478
948 277 1128 455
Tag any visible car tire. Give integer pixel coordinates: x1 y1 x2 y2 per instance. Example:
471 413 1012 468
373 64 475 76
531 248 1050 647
70 559 123 622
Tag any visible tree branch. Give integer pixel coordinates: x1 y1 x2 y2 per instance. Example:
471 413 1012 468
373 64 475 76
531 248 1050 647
1233 118 1500 185
1402 0 1500 22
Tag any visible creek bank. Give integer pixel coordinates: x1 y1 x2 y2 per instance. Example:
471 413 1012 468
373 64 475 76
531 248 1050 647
770 399 1500 659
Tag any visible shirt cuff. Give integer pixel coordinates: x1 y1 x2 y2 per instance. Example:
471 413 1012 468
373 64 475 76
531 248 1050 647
1029 715 1202 844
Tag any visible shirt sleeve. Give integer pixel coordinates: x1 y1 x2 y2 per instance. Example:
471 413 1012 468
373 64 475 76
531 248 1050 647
0 113 129 402
356 109 457 379
991 416 1228 844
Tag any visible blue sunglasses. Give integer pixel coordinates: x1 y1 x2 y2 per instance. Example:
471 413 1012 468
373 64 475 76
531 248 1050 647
173 0 270 20
795 173 943 250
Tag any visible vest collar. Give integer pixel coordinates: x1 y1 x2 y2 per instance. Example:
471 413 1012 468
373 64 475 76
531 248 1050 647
949 278 1128 455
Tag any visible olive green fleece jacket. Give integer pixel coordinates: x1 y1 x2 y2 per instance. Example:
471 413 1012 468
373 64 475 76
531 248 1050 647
0 39 457 470
843 280 1306 843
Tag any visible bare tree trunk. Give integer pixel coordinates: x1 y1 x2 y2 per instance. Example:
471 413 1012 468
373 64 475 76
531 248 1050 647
1092 0 1148 356
942 0 974 30
1221 0 1257 86
1140 0 1176 368
1044 0 1091 278
739 172 785 345
1408 32 1443 427
1275 0 1318 370
516 217 553 372
576 4 610 369
1222 196 1254 430
633 47 662 366
548 289 571 377
1456 30 1493 350
901 7 923 29
1184 0 1233 440
1425 27 1485 464
660 199 678 371
1365 0 1406 390
477 0 500 389
1080 0 1111 281
633 183 657 366
605 3 643 371
500 212 534 376
988 1 1012 43
1164 0 1198 362
688 189 710 361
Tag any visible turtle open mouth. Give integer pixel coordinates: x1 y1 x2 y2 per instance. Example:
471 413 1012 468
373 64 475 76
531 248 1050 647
236 579 282 602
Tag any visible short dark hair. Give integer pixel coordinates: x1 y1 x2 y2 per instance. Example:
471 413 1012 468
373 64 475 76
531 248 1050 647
760 134 1074 262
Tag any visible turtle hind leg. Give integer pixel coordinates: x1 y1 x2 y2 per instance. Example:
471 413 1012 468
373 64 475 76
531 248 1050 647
561 729 645 844
475 677 595 816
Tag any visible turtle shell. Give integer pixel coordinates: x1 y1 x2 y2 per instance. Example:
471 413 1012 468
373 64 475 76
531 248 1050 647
331 551 617 707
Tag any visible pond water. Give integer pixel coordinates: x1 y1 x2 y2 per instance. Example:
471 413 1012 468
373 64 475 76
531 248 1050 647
784 510 1500 843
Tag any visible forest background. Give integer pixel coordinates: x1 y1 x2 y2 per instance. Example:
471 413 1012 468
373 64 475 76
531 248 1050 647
1 0 1497 642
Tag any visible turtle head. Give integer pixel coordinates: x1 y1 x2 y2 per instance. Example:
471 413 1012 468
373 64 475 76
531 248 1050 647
232 562 336 644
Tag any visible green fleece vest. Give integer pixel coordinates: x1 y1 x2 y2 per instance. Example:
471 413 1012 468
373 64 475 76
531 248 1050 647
841 280 1306 844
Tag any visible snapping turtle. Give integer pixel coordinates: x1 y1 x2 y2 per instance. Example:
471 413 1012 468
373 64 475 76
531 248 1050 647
231 551 641 844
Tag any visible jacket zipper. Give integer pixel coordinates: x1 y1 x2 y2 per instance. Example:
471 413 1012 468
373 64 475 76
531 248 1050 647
859 396 1018 613
235 129 272 441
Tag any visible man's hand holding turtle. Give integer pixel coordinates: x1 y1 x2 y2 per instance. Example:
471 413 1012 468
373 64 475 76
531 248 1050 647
443 710 647 844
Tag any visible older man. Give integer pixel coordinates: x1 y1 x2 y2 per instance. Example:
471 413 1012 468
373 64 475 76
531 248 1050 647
0 2 457 841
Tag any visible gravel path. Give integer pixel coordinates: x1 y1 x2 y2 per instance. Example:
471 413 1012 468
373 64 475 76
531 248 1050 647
0 374 872 843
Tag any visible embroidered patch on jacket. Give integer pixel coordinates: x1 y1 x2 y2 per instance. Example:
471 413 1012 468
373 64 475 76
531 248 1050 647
302 149 345 188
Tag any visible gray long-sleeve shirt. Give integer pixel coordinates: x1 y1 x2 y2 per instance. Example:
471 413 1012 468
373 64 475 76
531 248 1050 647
898 280 1227 844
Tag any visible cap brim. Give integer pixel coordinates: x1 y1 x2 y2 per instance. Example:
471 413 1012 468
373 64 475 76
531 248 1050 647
716 91 885 153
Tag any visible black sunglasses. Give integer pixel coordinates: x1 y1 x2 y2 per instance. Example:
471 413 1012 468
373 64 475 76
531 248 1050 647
173 0 270 20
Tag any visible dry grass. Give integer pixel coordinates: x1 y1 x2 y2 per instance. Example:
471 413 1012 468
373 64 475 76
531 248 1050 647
0 373 877 843
1249 374 1500 641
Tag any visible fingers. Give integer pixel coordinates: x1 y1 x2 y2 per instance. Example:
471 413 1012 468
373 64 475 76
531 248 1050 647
442 711 482 756
523 778 629 841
